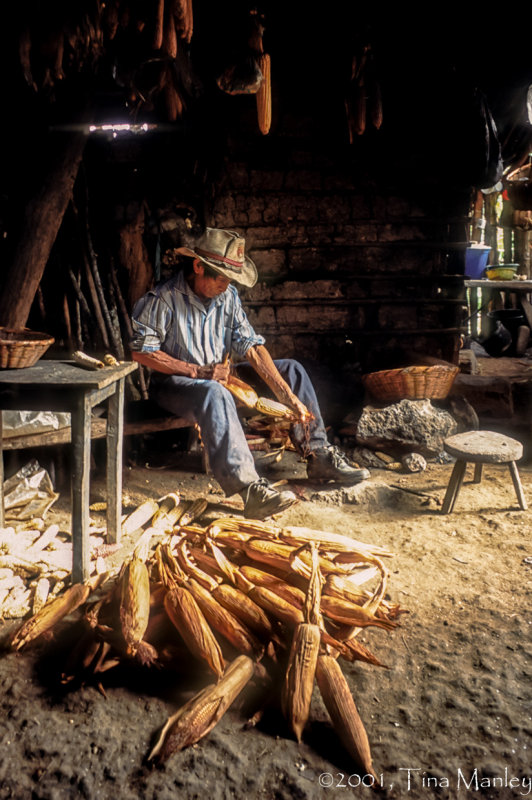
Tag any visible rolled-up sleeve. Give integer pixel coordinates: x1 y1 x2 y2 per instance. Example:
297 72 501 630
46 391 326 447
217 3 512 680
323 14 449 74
230 291 265 357
130 292 172 353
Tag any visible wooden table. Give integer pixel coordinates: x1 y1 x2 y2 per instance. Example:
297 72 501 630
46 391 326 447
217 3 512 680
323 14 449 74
465 279 532 337
0 360 138 582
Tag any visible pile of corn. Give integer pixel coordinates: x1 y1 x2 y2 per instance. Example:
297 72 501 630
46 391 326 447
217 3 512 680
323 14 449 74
7 515 404 776
0 523 109 621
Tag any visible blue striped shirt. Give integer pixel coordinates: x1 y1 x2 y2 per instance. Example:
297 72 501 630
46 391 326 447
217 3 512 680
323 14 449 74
130 271 265 365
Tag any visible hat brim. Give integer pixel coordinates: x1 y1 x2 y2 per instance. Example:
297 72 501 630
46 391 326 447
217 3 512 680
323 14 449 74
174 246 258 288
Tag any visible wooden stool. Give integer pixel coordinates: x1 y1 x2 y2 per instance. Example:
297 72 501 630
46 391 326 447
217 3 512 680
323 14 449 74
441 430 528 513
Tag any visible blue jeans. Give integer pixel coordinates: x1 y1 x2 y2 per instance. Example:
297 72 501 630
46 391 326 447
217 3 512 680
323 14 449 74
151 359 329 495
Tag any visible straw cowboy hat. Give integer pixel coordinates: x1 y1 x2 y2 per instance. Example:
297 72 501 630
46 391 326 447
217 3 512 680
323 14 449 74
175 227 258 287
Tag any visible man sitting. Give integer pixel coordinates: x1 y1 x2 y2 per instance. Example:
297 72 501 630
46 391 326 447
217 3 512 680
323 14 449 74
130 227 369 519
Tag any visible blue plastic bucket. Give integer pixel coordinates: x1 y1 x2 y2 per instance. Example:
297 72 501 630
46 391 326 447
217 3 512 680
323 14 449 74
465 245 491 279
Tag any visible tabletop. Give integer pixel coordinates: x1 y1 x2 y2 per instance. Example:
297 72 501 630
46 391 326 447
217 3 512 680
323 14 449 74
0 360 138 389
464 279 532 290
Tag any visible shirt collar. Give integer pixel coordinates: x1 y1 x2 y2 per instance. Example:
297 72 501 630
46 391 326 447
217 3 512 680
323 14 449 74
174 270 230 313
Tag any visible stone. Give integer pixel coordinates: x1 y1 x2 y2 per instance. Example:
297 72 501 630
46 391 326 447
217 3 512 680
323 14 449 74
356 399 458 457
401 452 427 472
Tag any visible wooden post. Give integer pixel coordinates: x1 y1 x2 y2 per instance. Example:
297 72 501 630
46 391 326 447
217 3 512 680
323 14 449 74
0 132 87 328
117 203 154 309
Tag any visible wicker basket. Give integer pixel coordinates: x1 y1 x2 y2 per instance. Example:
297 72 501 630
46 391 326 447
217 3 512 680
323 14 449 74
0 328 55 369
362 365 459 402
505 162 532 211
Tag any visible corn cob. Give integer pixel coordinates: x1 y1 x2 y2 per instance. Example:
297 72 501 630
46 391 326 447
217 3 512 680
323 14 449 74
179 498 208 527
148 655 255 763
71 351 105 369
208 516 280 539
162 12 178 58
186 577 263 658
153 0 165 49
243 539 298 572
164 585 225 678
151 493 182 532
119 556 153 659
281 544 322 741
31 577 50 615
280 526 393 558
121 499 159 536
224 376 259 409
211 583 272 639
255 397 294 419
248 585 303 628
316 655 377 778
320 595 397 631
10 576 101 650
256 53 271 134
103 353 119 366
240 565 305 609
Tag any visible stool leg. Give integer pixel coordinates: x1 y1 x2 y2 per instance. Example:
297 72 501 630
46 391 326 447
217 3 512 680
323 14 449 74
442 460 467 514
473 463 483 484
508 461 528 510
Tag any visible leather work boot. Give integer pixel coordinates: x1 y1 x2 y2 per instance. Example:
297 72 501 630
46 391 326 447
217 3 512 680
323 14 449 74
306 445 370 484
241 478 297 520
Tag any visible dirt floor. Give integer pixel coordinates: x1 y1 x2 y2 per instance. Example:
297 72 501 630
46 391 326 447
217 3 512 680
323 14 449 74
0 444 531 800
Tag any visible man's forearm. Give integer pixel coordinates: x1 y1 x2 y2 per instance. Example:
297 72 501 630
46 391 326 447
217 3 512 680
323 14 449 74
244 345 297 405
131 349 197 377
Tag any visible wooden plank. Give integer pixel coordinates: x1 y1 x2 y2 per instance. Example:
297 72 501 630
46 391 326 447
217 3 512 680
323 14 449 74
0 360 137 390
2 415 190 450
106 378 124 544
71 393 92 583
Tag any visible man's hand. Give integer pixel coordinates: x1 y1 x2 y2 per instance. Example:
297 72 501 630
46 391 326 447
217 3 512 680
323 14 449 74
195 362 231 383
288 394 313 423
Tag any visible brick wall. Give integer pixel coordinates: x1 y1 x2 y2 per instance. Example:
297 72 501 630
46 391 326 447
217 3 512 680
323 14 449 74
210 146 470 378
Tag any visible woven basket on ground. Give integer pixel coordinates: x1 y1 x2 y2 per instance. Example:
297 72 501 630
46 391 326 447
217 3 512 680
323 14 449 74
0 328 55 369
362 365 459 403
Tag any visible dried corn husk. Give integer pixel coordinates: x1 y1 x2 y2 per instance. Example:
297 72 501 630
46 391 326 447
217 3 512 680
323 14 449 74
148 655 255 763
212 583 272 639
316 655 376 779
164 585 225 678
119 557 152 658
10 574 103 650
248 585 303 628
179 498 208 527
320 595 397 631
281 622 320 741
281 544 322 741
72 351 105 369
240 566 305 609
225 376 259 409
186 577 263 658
256 53 271 134
152 493 181 531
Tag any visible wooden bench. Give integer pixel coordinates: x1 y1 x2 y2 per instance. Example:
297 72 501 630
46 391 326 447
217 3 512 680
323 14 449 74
2 400 191 451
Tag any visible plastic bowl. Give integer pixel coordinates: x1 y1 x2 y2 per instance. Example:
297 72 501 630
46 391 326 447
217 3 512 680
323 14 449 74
485 265 518 281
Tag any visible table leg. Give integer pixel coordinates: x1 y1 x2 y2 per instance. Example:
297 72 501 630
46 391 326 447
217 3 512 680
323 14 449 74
441 460 467 514
0 412 4 528
106 377 124 543
473 463 483 484
71 393 92 583
508 461 528 511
